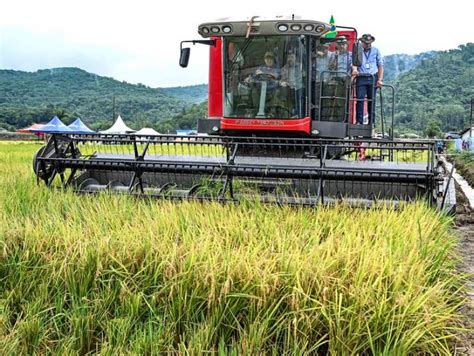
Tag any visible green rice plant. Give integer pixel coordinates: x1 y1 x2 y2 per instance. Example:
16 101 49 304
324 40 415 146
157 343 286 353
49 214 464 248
0 142 467 354
355 147 430 163
77 142 226 158
68 310 96 354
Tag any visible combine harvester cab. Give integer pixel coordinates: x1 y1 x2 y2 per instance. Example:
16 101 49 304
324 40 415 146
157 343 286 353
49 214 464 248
33 16 456 211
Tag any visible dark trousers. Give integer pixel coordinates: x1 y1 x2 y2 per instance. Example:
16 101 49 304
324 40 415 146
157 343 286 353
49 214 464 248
356 75 377 124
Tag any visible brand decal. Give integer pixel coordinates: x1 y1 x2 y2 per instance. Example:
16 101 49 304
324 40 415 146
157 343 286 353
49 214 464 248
233 119 284 126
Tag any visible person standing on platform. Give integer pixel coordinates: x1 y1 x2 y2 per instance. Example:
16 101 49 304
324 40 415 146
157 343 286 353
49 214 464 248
352 34 384 125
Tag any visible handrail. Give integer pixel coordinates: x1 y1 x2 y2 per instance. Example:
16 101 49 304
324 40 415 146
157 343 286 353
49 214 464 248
379 84 395 140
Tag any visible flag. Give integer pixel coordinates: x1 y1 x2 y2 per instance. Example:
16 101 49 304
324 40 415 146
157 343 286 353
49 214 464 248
324 15 337 38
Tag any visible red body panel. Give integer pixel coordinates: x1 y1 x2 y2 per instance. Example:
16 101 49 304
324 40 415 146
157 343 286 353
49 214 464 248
208 37 223 118
221 117 311 134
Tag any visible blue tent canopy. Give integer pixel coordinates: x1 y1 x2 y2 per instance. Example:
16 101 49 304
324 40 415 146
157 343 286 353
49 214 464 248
31 116 73 133
68 118 95 134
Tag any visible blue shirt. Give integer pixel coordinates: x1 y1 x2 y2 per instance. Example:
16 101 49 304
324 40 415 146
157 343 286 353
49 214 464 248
358 47 383 75
255 65 280 89
312 55 330 81
330 51 352 77
255 65 280 79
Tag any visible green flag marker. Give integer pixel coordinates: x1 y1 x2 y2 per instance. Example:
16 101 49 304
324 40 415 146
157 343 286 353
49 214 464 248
324 15 337 38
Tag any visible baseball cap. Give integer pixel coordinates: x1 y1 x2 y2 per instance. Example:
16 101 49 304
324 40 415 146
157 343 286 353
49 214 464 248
338 35 348 43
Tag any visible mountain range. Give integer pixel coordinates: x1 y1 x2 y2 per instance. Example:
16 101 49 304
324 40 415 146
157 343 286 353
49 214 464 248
0 43 472 135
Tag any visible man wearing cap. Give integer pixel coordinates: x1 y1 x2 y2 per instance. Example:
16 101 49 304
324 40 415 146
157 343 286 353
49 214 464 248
313 43 330 82
255 51 281 87
310 43 331 119
245 51 282 112
323 36 352 121
352 34 384 125
331 36 352 77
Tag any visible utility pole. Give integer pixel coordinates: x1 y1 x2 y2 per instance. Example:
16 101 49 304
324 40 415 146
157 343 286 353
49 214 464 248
112 96 116 121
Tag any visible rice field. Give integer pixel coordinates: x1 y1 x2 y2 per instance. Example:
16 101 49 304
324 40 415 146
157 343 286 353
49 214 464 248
0 141 467 354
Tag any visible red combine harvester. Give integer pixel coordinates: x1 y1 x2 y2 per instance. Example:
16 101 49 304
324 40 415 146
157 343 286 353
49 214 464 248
186 17 369 139
32 16 455 211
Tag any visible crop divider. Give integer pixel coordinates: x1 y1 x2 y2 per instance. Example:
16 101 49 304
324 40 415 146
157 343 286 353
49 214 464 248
219 143 239 201
127 137 151 193
316 143 328 204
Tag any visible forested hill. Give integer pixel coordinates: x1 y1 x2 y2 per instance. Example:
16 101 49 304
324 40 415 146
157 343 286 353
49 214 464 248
160 84 207 103
0 67 202 131
383 52 436 82
0 43 472 134
393 43 473 134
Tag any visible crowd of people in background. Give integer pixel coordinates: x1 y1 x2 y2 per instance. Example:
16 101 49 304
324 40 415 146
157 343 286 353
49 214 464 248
437 136 473 154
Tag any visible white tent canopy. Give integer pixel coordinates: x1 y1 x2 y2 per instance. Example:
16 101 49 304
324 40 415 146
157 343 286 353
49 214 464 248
100 115 135 134
134 128 160 136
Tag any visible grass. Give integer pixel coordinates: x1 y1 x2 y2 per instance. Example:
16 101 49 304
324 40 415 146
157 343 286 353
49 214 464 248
0 141 467 354
450 150 474 187
455 151 474 168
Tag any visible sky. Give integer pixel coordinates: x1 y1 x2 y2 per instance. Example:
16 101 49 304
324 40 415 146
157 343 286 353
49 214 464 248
0 0 472 88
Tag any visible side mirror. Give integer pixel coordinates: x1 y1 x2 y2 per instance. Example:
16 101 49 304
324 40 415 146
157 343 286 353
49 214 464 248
180 48 190 68
352 42 362 67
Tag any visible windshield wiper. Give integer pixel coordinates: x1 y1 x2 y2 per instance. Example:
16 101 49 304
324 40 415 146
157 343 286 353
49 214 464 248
224 37 255 108
226 37 253 78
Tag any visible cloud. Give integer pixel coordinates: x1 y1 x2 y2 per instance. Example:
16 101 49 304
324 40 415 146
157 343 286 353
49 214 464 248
0 25 209 87
1 0 473 87
0 26 131 76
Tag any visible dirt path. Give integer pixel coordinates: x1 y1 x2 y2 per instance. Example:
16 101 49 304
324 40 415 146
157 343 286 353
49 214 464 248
454 186 474 354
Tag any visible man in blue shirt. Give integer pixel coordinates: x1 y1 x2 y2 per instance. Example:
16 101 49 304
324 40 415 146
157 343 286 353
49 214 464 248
245 51 282 115
352 34 384 125
254 51 281 88
313 44 330 82
331 36 352 78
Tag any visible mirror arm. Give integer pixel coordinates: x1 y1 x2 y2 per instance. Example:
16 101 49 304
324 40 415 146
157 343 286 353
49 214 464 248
179 40 216 68
180 40 216 51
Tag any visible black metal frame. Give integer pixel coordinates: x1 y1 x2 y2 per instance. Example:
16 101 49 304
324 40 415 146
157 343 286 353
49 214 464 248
33 133 443 208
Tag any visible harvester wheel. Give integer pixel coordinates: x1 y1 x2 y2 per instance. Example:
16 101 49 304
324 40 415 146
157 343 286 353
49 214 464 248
33 146 56 183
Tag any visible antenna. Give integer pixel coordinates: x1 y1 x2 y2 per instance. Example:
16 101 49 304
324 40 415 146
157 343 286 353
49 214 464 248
246 16 259 38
